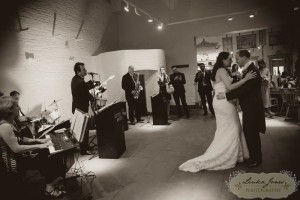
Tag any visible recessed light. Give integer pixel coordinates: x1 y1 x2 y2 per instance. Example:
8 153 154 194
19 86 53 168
249 14 255 18
157 23 163 30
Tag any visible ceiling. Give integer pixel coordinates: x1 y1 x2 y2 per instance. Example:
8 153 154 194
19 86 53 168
126 0 298 25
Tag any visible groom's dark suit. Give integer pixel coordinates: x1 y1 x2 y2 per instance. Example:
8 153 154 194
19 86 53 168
225 62 266 163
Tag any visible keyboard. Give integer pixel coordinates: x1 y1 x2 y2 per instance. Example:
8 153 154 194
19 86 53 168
45 131 77 155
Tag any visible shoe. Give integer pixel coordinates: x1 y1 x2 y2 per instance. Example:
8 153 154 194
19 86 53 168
203 111 208 115
247 160 261 168
137 119 144 123
45 188 66 199
130 121 135 125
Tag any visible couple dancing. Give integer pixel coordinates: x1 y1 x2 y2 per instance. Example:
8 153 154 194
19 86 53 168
179 50 266 172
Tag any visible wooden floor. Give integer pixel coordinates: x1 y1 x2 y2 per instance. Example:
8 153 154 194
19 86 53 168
67 109 300 200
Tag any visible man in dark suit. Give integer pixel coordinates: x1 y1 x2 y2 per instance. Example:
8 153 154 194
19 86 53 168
217 50 266 167
71 62 96 155
169 66 189 118
194 63 215 115
122 66 142 125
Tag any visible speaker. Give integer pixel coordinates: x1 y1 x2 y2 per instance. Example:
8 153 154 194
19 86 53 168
96 102 126 158
151 93 168 125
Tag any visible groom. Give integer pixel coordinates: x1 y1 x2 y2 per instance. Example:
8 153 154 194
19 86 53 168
217 50 266 167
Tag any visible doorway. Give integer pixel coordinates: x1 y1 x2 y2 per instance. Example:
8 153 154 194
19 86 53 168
268 54 291 76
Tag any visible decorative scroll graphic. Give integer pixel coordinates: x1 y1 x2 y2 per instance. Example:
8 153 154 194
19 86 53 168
226 171 300 199
237 34 256 49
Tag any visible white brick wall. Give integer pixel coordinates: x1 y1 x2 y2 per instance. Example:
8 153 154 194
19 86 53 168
0 0 116 120
91 49 166 111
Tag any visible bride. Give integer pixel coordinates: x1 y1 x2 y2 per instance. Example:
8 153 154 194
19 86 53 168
179 52 255 172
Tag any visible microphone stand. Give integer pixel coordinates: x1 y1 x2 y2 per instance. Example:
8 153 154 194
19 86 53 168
88 73 100 159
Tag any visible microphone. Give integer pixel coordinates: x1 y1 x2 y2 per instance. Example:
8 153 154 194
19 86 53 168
88 72 99 75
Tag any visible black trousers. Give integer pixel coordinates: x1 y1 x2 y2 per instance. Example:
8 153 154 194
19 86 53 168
18 149 64 183
198 88 214 114
127 98 141 122
243 129 262 162
173 92 189 116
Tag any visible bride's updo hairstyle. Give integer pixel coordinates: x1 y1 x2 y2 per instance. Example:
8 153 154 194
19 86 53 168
211 52 230 81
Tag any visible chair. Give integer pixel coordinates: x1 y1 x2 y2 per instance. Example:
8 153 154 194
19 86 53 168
284 90 298 120
270 97 280 113
88 129 97 150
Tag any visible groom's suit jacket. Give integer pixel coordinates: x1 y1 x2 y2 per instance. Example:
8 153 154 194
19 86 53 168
226 63 266 133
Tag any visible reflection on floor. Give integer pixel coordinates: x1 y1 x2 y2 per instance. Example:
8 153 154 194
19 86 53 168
70 109 300 200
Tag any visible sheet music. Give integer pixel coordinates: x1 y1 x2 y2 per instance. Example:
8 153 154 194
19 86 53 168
72 109 89 142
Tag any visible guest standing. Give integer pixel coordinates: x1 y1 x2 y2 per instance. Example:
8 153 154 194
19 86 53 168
257 59 274 118
231 63 242 83
169 66 189 118
194 63 214 115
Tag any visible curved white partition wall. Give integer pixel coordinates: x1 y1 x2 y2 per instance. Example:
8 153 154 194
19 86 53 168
91 49 166 112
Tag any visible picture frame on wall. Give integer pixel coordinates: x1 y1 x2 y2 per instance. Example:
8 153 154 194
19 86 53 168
236 34 256 49
259 30 267 45
222 37 233 52
269 31 285 46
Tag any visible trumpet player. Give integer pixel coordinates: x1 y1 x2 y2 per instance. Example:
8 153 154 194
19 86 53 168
122 66 143 125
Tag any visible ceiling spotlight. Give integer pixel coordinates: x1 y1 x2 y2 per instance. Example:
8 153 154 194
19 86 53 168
148 17 153 23
294 6 299 11
157 23 163 30
134 8 141 16
124 1 129 12
249 13 255 18
227 16 233 21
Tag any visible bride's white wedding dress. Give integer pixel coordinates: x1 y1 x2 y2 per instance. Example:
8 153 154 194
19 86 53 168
179 81 249 172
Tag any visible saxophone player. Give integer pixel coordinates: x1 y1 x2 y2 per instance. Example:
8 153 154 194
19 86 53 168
122 66 143 125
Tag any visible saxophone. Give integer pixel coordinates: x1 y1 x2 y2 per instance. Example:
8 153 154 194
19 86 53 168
133 72 142 99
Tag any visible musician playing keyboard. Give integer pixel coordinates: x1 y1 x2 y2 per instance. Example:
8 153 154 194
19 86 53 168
0 96 66 198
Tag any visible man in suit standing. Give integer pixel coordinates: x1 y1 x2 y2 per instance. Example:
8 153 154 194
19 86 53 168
217 50 266 167
71 62 97 155
169 66 189 118
194 63 215 115
122 66 142 125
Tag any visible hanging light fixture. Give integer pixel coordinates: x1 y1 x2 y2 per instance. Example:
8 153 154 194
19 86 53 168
227 16 233 21
122 0 164 30
157 23 163 30
124 1 129 12
148 17 153 23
